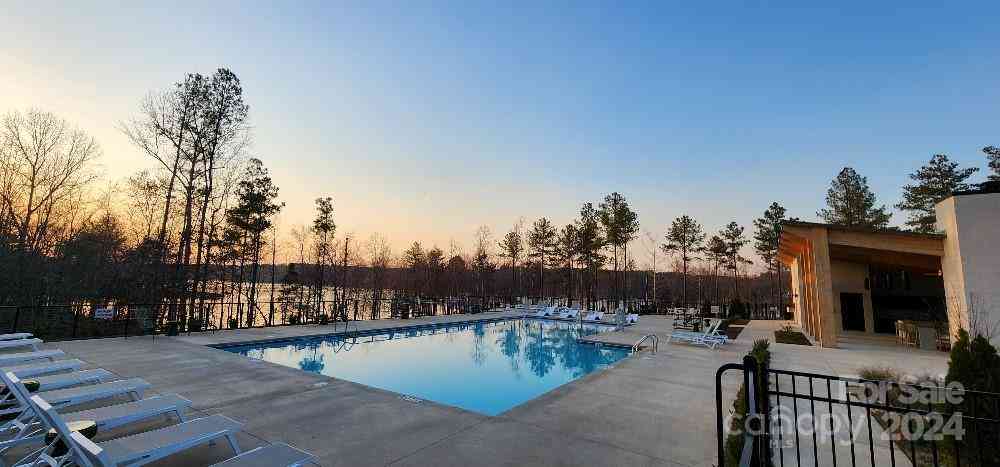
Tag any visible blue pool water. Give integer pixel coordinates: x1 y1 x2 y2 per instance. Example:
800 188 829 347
222 318 630 415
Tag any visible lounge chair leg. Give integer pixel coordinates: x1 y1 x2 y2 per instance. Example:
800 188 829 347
225 434 241 454
174 409 186 422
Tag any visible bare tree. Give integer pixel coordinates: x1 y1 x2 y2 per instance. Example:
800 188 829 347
0 109 101 303
0 109 101 255
367 233 393 319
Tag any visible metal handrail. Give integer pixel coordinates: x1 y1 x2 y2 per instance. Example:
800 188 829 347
632 334 658 353
335 320 359 337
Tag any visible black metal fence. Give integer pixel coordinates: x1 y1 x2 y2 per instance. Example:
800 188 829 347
0 296 508 342
718 357 1000 466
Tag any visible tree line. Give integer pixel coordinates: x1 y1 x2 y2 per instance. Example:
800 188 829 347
3 65 999 325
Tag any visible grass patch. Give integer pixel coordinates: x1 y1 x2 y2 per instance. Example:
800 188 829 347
774 327 811 345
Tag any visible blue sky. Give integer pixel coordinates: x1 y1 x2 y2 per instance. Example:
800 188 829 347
3 2 998 259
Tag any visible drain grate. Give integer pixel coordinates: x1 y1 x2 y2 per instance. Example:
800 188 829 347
400 395 423 404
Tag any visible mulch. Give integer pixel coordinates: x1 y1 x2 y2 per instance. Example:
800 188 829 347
774 329 812 346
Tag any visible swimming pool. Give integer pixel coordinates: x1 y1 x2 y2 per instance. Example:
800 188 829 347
221 318 630 415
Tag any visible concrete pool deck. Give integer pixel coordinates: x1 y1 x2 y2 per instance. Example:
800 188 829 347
7 314 948 466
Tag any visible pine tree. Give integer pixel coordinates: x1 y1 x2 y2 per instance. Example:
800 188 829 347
720 222 748 300
660 215 705 307
753 202 787 307
402 241 427 296
527 217 557 299
706 235 728 305
574 203 605 308
818 167 892 229
498 229 524 300
896 154 978 233
598 193 639 310
310 197 335 316
555 224 578 303
984 146 1000 182
226 158 283 326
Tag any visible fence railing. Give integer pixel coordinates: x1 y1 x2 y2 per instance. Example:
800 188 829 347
0 296 509 342
717 357 1000 466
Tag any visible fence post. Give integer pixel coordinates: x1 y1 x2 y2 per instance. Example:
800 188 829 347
72 305 79 339
11 306 20 333
758 357 771 466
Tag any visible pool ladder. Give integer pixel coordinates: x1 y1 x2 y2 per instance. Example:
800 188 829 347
632 334 658 354
333 320 359 337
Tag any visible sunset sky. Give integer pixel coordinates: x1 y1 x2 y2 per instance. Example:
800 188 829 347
4 1 1000 259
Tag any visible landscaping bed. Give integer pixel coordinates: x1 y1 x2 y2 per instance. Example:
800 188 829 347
774 327 811 345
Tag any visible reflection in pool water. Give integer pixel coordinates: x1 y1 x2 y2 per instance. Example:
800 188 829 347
224 318 630 415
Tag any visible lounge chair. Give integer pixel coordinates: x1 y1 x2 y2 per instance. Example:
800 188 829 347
626 313 639 324
0 350 64 367
210 442 317 467
583 311 604 322
535 306 556 318
0 372 149 424
559 308 580 320
668 319 727 349
0 338 43 352
0 333 32 341
1 359 83 379
0 372 190 452
2 368 114 394
29 395 242 467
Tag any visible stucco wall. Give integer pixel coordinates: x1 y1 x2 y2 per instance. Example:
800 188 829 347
936 193 1000 346
831 260 874 333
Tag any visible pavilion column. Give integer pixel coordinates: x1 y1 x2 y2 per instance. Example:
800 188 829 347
811 227 838 347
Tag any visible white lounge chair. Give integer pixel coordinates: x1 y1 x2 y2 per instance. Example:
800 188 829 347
626 313 639 324
0 333 32 341
668 319 727 349
583 311 604 322
0 372 149 424
30 395 242 467
0 350 64 367
1 359 83 379
2 368 114 394
0 338 43 352
0 372 190 452
559 308 580 320
536 306 557 318
210 442 317 467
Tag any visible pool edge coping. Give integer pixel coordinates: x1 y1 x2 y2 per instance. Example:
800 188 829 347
208 316 633 351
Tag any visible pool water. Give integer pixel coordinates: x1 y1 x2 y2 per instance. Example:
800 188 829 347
222 318 630 415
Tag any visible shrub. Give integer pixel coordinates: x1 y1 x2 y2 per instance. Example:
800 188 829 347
728 299 748 319
858 366 898 383
944 329 1000 466
946 329 1000 393
724 338 771 466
